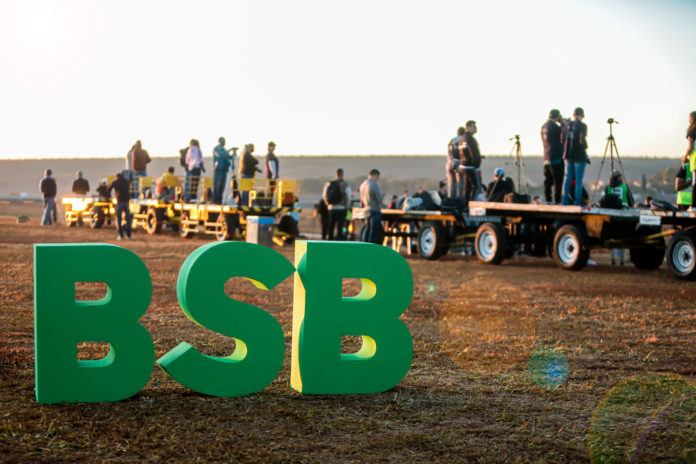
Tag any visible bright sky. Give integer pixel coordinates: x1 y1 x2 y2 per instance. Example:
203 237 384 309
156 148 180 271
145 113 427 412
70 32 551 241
1 0 694 159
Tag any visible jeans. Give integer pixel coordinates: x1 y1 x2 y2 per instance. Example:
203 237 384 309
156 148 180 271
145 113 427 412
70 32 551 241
562 161 587 206
328 207 346 240
115 201 132 238
41 197 55 225
185 167 202 201
462 168 477 207
445 159 463 199
213 170 228 204
544 163 565 204
366 209 382 244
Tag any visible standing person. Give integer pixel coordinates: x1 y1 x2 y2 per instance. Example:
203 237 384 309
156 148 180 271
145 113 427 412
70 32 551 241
676 159 692 211
72 171 90 195
314 198 329 240
562 107 589 206
680 111 696 212
213 137 235 204
460 120 482 208
130 140 151 198
39 169 57 226
541 109 565 204
359 169 383 244
446 127 465 199
185 139 204 201
239 144 259 205
265 141 279 180
108 172 132 240
322 168 351 240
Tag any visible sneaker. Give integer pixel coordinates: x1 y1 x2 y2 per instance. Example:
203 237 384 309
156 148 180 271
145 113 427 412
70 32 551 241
126 235 132 240
117 236 123 241
587 258 597 266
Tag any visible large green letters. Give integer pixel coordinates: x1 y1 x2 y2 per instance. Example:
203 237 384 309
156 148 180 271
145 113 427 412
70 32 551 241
156 242 294 396
291 241 413 394
34 244 154 404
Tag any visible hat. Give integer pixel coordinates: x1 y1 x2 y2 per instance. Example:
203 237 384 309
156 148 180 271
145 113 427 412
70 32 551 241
494 168 505 177
611 170 623 178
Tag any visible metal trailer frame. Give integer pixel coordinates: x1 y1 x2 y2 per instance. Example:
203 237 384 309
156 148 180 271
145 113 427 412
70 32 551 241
350 207 499 260
468 201 696 279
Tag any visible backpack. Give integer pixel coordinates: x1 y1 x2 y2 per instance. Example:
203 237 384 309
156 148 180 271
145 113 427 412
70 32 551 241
504 192 531 204
447 138 458 160
599 193 623 209
326 179 343 205
179 148 188 168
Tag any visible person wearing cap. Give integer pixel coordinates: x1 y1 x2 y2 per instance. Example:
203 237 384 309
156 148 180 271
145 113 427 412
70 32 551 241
562 107 589 206
541 109 565 204
39 169 57 226
71 171 90 195
96 177 110 200
606 170 635 208
213 137 237 204
486 168 515 202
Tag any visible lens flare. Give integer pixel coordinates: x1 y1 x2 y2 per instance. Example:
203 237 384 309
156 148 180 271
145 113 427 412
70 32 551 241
527 347 569 389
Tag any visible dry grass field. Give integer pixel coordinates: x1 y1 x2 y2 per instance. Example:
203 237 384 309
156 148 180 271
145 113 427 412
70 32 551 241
1 203 696 463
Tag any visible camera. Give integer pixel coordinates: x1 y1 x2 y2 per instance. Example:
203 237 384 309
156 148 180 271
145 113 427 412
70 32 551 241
607 118 617 124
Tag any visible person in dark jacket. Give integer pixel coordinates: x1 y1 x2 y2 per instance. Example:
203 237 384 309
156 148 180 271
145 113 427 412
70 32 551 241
239 144 260 205
486 168 515 202
96 177 110 200
541 109 565 204
460 120 482 208
39 169 57 226
562 107 589 206
72 171 90 195
108 172 132 240
213 137 236 204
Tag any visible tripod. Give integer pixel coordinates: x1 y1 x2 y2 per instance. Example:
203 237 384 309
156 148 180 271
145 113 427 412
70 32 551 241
593 118 626 199
507 135 529 195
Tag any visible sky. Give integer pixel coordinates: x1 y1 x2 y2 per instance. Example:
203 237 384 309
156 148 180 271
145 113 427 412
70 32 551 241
0 0 695 159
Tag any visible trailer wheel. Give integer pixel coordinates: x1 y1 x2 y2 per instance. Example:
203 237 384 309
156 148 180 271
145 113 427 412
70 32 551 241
90 207 105 229
215 214 231 241
66 215 76 227
475 222 508 265
630 244 665 270
179 212 194 239
553 224 589 271
418 221 447 260
146 208 162 235
666 231 696 280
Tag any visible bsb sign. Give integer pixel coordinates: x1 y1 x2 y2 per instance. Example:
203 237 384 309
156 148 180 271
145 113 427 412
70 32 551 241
33 241 414 404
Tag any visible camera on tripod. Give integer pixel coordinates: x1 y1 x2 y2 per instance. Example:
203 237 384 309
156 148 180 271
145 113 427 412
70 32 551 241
509 134 520 141
607 118 618 124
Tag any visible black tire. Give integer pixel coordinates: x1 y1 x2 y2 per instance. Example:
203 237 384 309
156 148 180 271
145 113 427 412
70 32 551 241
179 212 194 239
552 224 589 271
475 222 508 265
666 231 696 280
90 207 105 229
418 221 448 260
630 244 665 270
215 214 230 241
146 208 162 235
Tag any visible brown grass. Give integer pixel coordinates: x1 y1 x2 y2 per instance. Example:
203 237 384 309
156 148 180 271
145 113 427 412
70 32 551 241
1 204 695 463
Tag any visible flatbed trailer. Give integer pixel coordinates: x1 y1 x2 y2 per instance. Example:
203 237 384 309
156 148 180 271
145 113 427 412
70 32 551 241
468 201 696 279
62 176 301 245
350 207 500 259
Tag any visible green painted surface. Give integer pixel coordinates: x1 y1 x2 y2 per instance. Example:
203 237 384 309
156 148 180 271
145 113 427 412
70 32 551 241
157 242 294 397
34 244 154 404
291 241 413 394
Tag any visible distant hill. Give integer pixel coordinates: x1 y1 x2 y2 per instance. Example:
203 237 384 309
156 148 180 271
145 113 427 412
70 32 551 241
0 155 681 200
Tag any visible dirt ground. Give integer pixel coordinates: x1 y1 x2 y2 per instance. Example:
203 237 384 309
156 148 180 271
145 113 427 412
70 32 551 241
1 204 695 463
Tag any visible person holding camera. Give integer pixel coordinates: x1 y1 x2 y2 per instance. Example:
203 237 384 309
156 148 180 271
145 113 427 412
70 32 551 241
562 108 589 206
